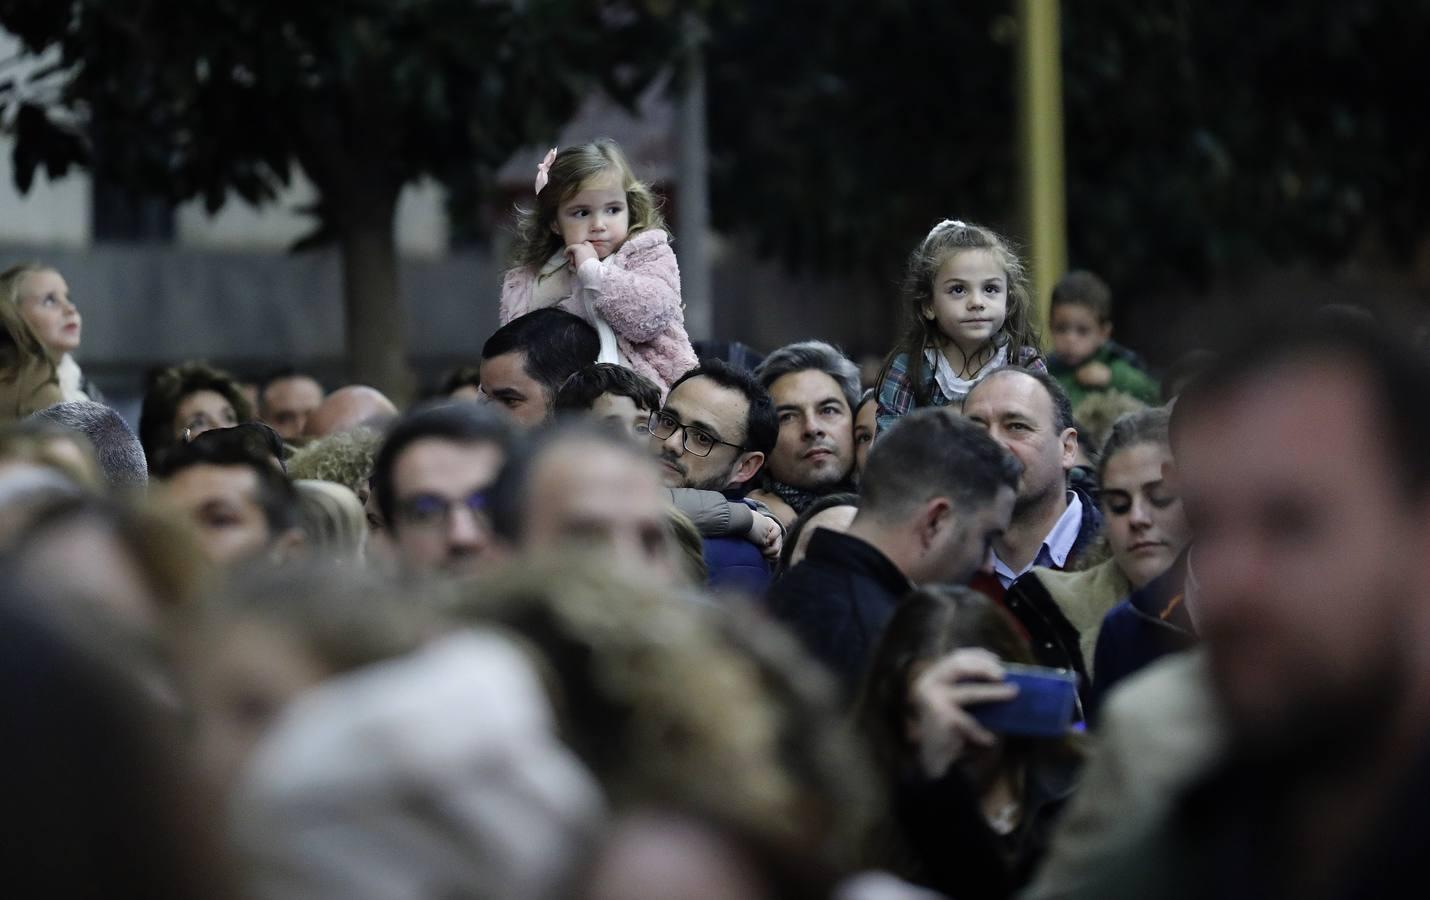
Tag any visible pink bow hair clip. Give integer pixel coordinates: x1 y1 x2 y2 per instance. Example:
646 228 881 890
534 147 558 195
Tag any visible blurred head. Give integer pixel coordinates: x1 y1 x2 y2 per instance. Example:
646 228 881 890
286 427 381 505
8 496 209 637
480 309 601 428
0 604 231 897
0 421 103 490
293 480 367 566
139 361 253 465
580 810 835 900
178 565 436 792
1071 389 1148 453
1097 408 1189 590
853 390 877 478
856 409 1020 584
153 438 301 568
439 365 484 403
963 367 1077 518
27 401 147 490
302 385 397 439
490 424 678 584
370 403 519 579
511 139 666 270
665 509 709 589
1173 311 1430 754
452 557 797 842
776 493 860 577
2 263 81 356
1049 270 1113 367
258 371 324 442
187 422 286 474
0 464 87 546
654 361 775 491
755 342 860 490
555 363 663 440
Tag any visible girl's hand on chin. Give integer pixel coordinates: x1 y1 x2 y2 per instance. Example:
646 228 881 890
566 242 598 268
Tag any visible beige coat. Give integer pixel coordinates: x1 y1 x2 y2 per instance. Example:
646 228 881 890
1029 558 1132 678
1021 650 1226 900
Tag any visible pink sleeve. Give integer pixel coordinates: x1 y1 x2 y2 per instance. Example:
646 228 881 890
499 267 536 326
592 233 684 344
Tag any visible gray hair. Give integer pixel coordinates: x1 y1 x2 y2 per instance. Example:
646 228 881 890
754 341 861 412
28 401 148 490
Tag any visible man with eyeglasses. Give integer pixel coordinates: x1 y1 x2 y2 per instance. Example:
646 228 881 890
370 403 520 579
649 360 782 594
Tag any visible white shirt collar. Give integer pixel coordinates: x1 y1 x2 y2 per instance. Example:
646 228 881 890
992 491 1084 588
922 342 1010 404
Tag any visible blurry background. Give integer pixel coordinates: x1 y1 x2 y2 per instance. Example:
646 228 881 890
2 0 1427 410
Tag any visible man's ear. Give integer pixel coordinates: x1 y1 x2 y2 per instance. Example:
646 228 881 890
1099 320 1114 343
1060 428 1079 472
729 451 766 488
918 497 953 552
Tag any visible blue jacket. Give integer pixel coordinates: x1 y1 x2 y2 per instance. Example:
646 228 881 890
704 536 771 596
1089 551 1195 721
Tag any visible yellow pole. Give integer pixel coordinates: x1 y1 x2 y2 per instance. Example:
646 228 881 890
1017 0 1068 349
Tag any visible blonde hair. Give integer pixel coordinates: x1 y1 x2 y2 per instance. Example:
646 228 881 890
879 220 1042 407
0 262 54 308
0 422 104 490
0 264 61 418
665 508 708 588
294 480 368 565
509 139 666 271
452 554 798 845
287 426 381 500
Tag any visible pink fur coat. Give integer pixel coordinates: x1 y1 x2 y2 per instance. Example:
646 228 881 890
499 229 697 393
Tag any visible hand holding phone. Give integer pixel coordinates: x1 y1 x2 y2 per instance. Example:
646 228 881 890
907 648 1020 779
968 663 1079 739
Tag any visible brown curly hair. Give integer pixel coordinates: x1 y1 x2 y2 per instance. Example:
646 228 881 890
878 220 1043 408
508 139 667 272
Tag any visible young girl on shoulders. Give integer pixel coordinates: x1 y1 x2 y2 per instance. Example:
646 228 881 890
499 139 697 394
875 220 1044 432
1 263 102 403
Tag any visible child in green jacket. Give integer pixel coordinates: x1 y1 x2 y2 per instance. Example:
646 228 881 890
1047 270 1160 408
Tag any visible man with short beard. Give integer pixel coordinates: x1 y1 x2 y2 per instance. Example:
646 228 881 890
650 360 782 593
1065 314 1430 898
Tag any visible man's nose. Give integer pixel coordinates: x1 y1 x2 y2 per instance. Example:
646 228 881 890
446 506 487 550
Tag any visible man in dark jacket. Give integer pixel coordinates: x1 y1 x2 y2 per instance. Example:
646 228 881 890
765 409 1019 696
650 360 781 595
965 367 1104 687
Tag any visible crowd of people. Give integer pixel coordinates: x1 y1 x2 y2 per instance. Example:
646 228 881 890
3 138 1430 899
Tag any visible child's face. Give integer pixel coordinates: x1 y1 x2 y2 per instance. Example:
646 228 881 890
552 172 630 260
16 269 81 354
924 249 1008 355
1050 303 1112 366
591 392 652 441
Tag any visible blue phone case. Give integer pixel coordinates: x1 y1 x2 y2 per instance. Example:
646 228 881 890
969 664 1078 738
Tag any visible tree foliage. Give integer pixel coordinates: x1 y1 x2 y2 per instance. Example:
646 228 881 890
704 0 1430 294
0 0 694 390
